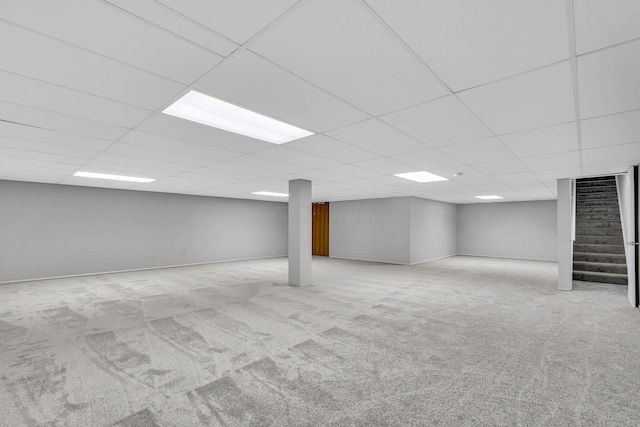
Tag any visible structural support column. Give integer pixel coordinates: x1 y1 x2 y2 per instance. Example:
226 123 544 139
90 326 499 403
289 179 312 287
557 178 573 291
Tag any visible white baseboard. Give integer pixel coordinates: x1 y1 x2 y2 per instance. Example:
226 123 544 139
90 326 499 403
457 253 557 262
0 254 288 285
328 255 408 265
409 254 457 265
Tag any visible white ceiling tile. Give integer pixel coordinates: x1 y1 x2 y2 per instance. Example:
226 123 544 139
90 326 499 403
326 119 427 156
0 147 88 166
2 0 222 84
253 146 340 169
366 0 570 91
353 157 415 175
0 22 184 110
195 50 369 132
158 172 238 186
141 180 211 192
285 134 378 163
229 154 307 174
0 71 150 128
499 122 579 157
156 0 298 44
0 135 100 159
581 109 640 149
439 138 515 164
320 165 385 179
390 148 463 170
0 101 128 141
579 41 640 119
449 174 500 187
574 0 640 54
581 162 634 176
518 188 556 199
105 143 212 167
458 62 576 134
119 131 241 162
92 152 193 173
136 113 271 153
472 158 529 175
250 0 447 115
0 156 80 172
520 151 581 171
61 176 140 190
0 121 111 151
533 167 583 180
198 162 279 179
492 172 540 184
381 96 493 147
0 161 76 179
0 174 65 185
364 174 409 186
471 184 516 193
78 160 177 179
582 142 640 165
104 0 238 56
276 170 341 183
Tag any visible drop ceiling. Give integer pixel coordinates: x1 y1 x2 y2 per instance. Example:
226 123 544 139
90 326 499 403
1 0 639 204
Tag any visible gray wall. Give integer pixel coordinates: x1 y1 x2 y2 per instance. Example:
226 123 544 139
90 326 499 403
329 197 410 264
458 200 558 261
410 197 457 264
0 180 288 283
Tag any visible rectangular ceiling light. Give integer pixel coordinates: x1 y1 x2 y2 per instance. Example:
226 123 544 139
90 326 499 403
163 90 314 144
73 171 155 183
252 191 289 197
394 171 448 183
475 195 503 200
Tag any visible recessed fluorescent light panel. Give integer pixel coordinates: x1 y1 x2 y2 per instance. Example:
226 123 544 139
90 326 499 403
475 195 503 200
163 90 313 144
393 171 448 183
252 191 289 197
73 171 155 183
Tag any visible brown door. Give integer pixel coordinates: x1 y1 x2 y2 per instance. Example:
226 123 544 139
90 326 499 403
312 203 329 256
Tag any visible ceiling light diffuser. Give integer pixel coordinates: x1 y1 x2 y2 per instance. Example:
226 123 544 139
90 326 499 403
73 171 155 183
393 171 449 183
475 195 503 200
252 191 289 197
163 90 313 144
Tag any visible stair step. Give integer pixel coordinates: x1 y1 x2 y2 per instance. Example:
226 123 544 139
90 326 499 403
576 206 621 214
574 235 624 245
576 193 619 200
575 227 622 237
577 200 620 207
572 261 628 274
573 243 625 254
573 252 627 264
572 271 628 285
576 186 617 194
577 179 616 186
576 213 621 221
575 220 621 228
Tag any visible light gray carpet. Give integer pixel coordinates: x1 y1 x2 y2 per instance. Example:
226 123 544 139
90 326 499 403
0 256 638 426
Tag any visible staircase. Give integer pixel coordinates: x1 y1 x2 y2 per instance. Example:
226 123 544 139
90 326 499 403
573 176 628 285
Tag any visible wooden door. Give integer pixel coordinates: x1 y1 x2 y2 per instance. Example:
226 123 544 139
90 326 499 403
312 203 329 256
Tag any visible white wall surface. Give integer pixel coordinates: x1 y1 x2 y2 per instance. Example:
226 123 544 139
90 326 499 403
0 180 288 283
329 197 410 264
458 200 558 261
410 197 457 264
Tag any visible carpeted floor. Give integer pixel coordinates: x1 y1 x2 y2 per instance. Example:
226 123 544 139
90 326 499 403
0 256 638 426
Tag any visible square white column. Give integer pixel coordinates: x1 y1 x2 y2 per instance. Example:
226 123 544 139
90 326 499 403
557 178 573 291
289 179 312 286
